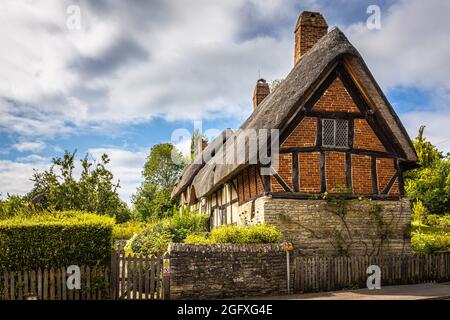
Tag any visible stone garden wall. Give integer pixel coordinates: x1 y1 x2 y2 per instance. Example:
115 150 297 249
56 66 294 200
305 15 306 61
167 244 288 300
263 196 412 256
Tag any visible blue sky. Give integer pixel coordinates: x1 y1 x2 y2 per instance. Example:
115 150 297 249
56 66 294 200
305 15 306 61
0 0 449 204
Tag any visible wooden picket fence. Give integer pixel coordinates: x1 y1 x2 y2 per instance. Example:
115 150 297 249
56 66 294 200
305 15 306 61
0 251 166 300
1 266 110 300
294 253 450 293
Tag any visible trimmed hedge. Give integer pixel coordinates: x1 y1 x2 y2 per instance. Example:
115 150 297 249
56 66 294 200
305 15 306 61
184 224 283 244
0 211 114 271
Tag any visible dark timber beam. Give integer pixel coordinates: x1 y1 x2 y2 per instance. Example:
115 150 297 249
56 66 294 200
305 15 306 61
292 152 299 192
320 152 326 193
371 156 379 194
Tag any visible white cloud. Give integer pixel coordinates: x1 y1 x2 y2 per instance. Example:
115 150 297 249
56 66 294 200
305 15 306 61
0 158 50 197
344 0 450 153
12 141 46 153
345 0 450 90
0 0 295 139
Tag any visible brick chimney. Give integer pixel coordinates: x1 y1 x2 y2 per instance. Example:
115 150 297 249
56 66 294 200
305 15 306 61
195 138 208 158
252 79 270 110
294 11 328 64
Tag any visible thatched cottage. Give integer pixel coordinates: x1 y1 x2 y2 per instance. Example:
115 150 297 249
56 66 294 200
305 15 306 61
172 11 418 255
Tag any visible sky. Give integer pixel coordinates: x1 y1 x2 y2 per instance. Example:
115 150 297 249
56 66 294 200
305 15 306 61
0 0 449 205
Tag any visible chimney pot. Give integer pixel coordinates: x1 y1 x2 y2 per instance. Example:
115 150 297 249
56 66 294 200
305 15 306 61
252 78 270 110
294 11 328 64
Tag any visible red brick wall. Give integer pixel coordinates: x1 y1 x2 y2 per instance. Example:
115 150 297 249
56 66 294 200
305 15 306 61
354 119 386 152
271 176 285 193
312 77 360 113
325 152 346 192
299 152 321 193
377 158 397 194
282 117 317 148
351 154 372 195
276 153 293 191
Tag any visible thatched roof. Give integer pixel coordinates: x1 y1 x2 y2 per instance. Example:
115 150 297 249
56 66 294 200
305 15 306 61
174 27 418 199
171 129 233 197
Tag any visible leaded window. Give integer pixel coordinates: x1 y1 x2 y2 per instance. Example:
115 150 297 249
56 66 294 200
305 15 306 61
322 119 349 148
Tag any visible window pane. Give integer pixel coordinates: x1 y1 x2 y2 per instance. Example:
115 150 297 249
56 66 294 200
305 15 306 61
335 119 348 147
322 119 335 146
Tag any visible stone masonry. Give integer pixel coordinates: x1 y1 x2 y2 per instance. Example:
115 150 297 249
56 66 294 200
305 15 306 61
168 244 287 300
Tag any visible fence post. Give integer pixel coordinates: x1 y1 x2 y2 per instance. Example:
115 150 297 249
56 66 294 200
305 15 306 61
162 252 170 300
110 251 119 300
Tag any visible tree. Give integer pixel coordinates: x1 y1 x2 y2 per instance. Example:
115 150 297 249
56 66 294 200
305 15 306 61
413 126 442 168
405 127 450 215
132 143 186 220
190 129 207 160
143 143 185 189
28 150 132 222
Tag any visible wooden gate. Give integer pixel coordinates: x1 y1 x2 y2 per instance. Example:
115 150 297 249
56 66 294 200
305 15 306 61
110 251 165 300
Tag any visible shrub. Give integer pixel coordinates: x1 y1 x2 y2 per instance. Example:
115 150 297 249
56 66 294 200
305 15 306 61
411 231 450 254
184 234 212 244
113 221 146 240
126 212 210 256
425 214 450 228
126 223 173 257
412 200 427 224
186 224 283 244
0 211 114 271
167 212 210 242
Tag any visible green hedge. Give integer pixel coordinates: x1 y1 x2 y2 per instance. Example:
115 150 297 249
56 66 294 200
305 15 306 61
184 224 283 244
0 211 114 271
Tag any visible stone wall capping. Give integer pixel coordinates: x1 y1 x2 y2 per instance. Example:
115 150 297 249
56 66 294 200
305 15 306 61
168 243 285 253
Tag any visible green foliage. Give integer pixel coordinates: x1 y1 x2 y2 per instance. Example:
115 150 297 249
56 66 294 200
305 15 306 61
127 224 173 257
424 214 450 228
406 159 450 215
184 234 212 244
142 143 186 189
412 126 443 168
126 212 209 256
27 150 132 223
411 221 450 253
185 224 283 244
132 143 186 221
0 211 114 271
405 127 450 216
168 211 210 242
132 182 177 220
0 195 33 219
411 200 427 224
190 128 208 160
112 221 147 240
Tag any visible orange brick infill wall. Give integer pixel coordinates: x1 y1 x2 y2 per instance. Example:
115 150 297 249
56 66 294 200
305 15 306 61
325 151 347 192
351 154 372 195
282 117 317 148
312 77 360 113
354 119 386 152
377 158 399 195
299 152 321 193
